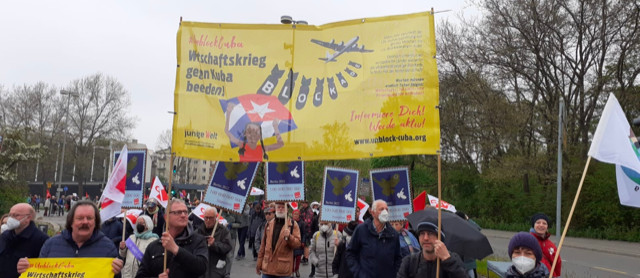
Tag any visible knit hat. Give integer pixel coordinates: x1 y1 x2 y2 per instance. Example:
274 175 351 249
344 221 358 236
508 232 542 263
264 207 275 214
530 213 551 228
416 221 445 240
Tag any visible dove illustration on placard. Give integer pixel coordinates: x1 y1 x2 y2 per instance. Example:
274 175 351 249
237 178 247 190
132 172 140 185
396 188 407 200
290 166 300 178
345 190 353 202
328 174 351 196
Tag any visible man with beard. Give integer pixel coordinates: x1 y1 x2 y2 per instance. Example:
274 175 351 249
196 207 232 278
17 200 123 276
346 200 401 278
136 199 208 278
256 202 301 278
396 221 466 278
0 203 48 278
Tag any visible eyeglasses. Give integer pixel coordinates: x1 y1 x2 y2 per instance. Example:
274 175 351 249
204 216 216 220
169 210 189 216
9 213 29 219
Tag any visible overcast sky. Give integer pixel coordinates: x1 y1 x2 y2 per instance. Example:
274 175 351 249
0 0 477 151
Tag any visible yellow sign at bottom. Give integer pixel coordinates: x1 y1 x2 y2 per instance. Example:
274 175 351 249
20 258 113 278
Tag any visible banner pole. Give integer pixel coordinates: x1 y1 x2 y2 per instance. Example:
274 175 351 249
436 152 442 278
163 153 175 272
211 211 220 237
549 156 591 277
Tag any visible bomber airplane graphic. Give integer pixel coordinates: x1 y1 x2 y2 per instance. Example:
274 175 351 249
310 36 373 63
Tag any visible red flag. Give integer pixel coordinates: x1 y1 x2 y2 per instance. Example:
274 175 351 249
289 202 298 210
85 192 89 199
357 198 369 222
181 190 187 198
413 191 426 212
46 189 51 199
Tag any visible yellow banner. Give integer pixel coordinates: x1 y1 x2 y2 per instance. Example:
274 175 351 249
19 258 113 278
173 11 439 162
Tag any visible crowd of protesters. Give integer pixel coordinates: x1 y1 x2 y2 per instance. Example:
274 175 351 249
0 193 562 278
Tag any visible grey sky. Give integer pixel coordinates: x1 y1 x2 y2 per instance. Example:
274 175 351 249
0 0 476 151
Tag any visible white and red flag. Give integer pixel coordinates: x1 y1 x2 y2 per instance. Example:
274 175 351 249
191 203 228 225
357 198 369 222
99 145 128 222
116 209 143 229
150 176 169 208
288 202 298 210
427 194 457 213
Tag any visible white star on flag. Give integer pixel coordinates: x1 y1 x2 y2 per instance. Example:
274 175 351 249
247 101 275 119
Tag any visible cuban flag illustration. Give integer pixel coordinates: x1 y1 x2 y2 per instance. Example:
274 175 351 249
220 94 297 148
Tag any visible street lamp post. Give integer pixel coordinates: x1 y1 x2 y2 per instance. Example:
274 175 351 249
58 90 79 197
281 16 308 108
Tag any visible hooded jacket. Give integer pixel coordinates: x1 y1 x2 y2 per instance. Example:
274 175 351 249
256 217 301 276
505 264 549 278
196 223 232 278
135 224 208 278
119 215 158 278
39 229 117 258
345 218 401 278
0 222 49 278
530 232 561 277
309 229 341 278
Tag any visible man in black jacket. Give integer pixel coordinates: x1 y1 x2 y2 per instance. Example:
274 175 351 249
136 199 208 278
0 203 49 278
196 207 232 278
396 221 467 278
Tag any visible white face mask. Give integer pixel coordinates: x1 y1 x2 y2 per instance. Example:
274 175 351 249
5 216 25 231
512 256 535 274
1 224 8 233
378 209 389 223
320 224 330 233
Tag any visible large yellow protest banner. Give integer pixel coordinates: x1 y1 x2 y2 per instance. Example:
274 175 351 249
19 258 113 278
172 11 439 162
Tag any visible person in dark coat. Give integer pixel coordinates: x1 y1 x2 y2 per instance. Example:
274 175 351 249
332 221 358 278
396 221 467 278
505 232 549 278
248 201 264 260
196 207 232 278
102 216 124 249
0 203 49 278
346 200 402 278
17 200 123 275
136 199 208 278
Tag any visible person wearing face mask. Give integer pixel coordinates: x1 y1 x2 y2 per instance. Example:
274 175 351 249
309 221 341 278
332 221 357 278
529 213 560 277
119 215 158 278
141 199 165 237
505 232 549 278
18 201 123 276
0 213 10 233
346 200 402 278
0 203 49 278
397 221 466 278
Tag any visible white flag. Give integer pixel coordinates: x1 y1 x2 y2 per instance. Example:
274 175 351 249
588 93 640 173
191 203 228 225
615 165 640 208
101 145 128 203
427 194 457 213
100 197 122 223
116 209 143 229
150 177 169 208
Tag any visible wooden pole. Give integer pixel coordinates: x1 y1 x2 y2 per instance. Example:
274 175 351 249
122 209 127 242
436 153 442 278
549 156 591 277
210 212 220 237
163 153 175 272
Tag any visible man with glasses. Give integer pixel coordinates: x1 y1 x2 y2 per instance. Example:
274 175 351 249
136 198 208 278
196 207 232 278
254 206 275 255
0 203 49 278
16 200 123 276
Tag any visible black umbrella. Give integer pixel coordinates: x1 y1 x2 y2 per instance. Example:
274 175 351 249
406 207 493 260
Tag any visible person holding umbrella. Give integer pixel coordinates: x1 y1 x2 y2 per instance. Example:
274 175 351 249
396 221 466 278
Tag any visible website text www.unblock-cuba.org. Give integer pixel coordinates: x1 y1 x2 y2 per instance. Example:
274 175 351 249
353 134 427 145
